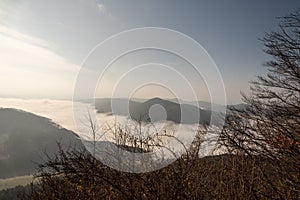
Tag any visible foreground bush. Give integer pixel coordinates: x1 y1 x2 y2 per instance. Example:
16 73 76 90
23 146 299 200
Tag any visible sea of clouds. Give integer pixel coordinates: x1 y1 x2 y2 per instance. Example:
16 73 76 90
0 98 222 157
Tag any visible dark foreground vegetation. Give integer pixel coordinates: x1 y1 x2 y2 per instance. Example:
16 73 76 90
0 185 32 200
20 148 298 200
2 9 299 200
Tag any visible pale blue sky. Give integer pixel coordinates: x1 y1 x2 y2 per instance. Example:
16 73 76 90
0 0 299 103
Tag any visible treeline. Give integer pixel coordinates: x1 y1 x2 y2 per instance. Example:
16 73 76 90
0 185 32 200
21 149 294 199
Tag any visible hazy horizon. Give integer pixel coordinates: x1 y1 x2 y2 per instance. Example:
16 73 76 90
1 1 299 104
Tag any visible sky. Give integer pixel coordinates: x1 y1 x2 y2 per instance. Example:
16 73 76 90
0 0 299 104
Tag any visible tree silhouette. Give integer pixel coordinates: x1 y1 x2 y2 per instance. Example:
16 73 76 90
220 9 300 199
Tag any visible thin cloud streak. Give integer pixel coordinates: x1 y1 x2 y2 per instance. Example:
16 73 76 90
0 25 80 98
0 24 80 73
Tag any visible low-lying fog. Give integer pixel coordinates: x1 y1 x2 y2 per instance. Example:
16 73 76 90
0 98 221 157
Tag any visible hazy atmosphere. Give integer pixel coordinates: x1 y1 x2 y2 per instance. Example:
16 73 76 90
0 0 298 103
0 1 299 199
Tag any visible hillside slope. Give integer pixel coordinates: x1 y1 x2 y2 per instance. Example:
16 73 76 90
0 108 84 178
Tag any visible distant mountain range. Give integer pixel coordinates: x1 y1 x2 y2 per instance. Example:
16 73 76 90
0 108 84 179
94 98 226 125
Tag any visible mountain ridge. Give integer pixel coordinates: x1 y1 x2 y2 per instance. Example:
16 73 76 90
94 97 213 124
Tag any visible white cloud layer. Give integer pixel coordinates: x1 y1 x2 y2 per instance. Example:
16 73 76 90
0 98 83 133
96 3 105 12
0 98 223 154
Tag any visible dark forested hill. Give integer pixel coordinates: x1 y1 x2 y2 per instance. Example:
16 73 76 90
95 98 212 124
0 108 84 178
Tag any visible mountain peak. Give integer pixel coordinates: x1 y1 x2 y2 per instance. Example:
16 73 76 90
150 97 163 101
143 97 167 105
144 97 166 103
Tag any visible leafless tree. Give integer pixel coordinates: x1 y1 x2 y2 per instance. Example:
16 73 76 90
220 9 300 199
